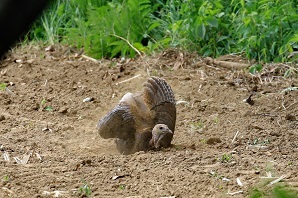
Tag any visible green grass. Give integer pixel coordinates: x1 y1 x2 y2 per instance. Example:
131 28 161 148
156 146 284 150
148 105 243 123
249 184 298 198
28 0 298 62
221 153 232 163
3 175 10 181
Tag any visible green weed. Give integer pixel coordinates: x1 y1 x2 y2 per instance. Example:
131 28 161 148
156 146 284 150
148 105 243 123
119 184 126 190
0 83 7 91
252 138 270 146
221 153 232 163
200 139 207 144
249 64 263 74
3 175 10 181
190 120 204 131
79 179 92 197
39 99 53 111
27 0 297 62
249 184 298 198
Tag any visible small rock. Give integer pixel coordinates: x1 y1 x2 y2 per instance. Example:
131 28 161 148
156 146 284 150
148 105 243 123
285 114 296 121
45 45 55 52
270 131 281 137
83 97 94 102
26 59 35 64
42 127 52 132
227 81 235 86
243 94 254 105
58 107 68 114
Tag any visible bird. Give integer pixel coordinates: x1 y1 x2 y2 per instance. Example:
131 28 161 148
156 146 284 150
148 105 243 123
97 76 176 155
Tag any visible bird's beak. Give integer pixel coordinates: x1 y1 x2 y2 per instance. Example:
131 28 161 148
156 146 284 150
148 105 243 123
162 129 173 135
156 129 173 143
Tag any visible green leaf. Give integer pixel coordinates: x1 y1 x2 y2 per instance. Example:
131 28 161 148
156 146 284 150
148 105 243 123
111 45 124 58
217 36 229 42
45 106 53 111
57 3 65 17
197 24 206 40
283 69 291 78
40 99 46 106
133 42 146 52
206 17 218 28
249 64 263 74
148 22 160 31
159 38 171 46
0 83 6 91
109 40 124 46
289 34 298 42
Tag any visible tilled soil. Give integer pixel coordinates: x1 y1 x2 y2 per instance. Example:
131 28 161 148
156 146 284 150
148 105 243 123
0 46 297 197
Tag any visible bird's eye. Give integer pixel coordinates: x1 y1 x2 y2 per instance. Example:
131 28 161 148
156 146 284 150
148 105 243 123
159 126 164 130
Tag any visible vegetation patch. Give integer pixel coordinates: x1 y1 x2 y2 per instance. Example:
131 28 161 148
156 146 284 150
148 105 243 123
28 0 298 62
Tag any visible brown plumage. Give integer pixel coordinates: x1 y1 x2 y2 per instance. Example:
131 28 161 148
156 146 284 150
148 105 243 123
97 76 176 154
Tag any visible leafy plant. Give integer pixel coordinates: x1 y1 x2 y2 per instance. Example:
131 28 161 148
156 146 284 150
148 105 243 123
251 138 270 146
3 175 10 181
67 0 156 58
27 0 298 62
0 83 7 91
221 153 232 163
230 0 298 62
200 139 207 144
249 64 263 74
249 184 298 198
190 120 204 130
40 99 53 111
79 179 92 197
41 99 46 105
272 185 298 198
44 106 53 111
119 184 126 190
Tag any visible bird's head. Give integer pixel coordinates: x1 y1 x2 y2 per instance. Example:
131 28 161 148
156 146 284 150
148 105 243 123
151 124 173 149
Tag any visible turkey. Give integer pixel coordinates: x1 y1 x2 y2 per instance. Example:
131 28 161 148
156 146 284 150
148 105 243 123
97 76 176 154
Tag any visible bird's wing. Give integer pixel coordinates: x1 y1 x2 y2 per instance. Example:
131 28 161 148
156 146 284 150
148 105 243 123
97 101 135 141
143 77 176 132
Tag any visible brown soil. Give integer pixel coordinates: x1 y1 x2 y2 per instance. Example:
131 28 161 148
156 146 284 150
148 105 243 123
0 45 297 198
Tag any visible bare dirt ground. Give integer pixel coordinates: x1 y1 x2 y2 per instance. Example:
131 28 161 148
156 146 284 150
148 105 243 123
0 45 297 198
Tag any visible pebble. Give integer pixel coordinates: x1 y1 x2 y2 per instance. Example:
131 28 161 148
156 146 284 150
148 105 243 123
83 97 94 102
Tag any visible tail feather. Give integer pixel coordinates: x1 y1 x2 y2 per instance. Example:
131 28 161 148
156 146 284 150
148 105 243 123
143 77 175 108
143 76 176 132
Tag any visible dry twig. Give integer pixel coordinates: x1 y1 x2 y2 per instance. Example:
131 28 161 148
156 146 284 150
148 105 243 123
81 54 101 63
268 174 288 186
111 34 144 57
226 191 243 195
115 74 142 85
206 57 250 70
232 131 239 143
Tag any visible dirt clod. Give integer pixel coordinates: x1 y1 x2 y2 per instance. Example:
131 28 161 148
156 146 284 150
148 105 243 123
0 115 5 121
206 137 222 145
